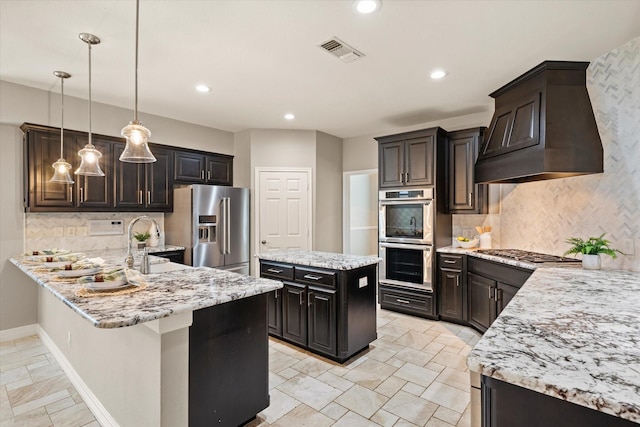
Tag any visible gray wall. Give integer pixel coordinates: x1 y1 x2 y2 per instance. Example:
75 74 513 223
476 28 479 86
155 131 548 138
315 131 343 253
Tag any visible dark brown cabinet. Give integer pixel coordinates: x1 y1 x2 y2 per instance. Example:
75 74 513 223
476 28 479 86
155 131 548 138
447 127 488 214
114 144 173 212
438 254 466 322
467 257 532 333
376 128 445 188
174 150 233 186
260 259 377 362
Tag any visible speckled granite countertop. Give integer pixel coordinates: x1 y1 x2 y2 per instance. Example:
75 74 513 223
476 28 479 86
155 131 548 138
256 250 381 270
146 245 186 253
467 267 640 423
437 246 582 270
10 249 282 329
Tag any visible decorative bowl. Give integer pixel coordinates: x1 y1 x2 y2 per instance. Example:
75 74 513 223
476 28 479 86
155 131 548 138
457 238 479 249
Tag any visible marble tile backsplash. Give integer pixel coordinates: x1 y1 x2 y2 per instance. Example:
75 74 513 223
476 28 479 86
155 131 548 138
25 212 164 252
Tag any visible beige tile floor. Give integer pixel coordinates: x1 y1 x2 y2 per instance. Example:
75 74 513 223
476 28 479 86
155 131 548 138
0 307 480 427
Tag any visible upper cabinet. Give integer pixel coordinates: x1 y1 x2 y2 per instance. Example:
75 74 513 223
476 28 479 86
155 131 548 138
376 128 445 188
22 123 232 213
174 150 233 186
446 127 488 214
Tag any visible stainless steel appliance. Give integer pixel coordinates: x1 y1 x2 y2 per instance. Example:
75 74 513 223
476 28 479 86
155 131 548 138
379 187 434 245
165 185 250 274
379 242 433 291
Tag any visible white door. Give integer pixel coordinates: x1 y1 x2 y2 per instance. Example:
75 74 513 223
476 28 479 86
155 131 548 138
256 169 312 258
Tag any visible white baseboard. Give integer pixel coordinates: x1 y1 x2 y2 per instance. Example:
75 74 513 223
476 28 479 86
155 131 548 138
37 325 120 427
0 323 37 342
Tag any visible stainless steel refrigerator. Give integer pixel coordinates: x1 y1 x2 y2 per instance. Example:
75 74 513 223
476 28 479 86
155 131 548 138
164 185 250 275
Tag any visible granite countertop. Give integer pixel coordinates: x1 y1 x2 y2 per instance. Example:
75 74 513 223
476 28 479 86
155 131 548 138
256 250 382 270
146 245 186 253
467 267 640 423
10 249 282 329
437 246 582 270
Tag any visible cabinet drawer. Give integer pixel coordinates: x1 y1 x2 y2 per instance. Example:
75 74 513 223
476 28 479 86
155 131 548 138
260 261 294 280
294 267 336 288
379 286 434 316
439 254 463 270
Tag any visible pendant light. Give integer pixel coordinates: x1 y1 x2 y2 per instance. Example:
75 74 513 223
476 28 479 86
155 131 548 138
50 71 74 184
75 33 105 177
119 0 156 163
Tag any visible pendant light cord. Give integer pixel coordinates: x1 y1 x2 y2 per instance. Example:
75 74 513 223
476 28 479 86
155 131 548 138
60 77 65 158
88 42 93 146
134 0 140 122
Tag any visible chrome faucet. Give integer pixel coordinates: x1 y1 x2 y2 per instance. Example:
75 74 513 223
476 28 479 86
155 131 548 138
125 215 161 269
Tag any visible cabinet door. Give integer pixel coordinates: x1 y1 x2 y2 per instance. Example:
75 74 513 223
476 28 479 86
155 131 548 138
439 269 464 321
496 282 518 316
114 144 145 209
27 129 76 209
75 135 113 209
448 134 476 212
206 155 233 186
267 289 283 338
379 141 405 188
174 150 205 183
405 136 434 187
468 272 496 332
282 282 307 346
307 286 336 357
145 146 172 211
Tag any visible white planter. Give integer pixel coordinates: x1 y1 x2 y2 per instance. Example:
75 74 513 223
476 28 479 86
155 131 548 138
582 254 601 270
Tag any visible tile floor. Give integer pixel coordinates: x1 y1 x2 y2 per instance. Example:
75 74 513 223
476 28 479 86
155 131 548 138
0 308 480 427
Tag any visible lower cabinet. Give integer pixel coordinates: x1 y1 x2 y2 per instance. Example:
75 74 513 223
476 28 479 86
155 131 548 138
378 284 435 318
438 254 466 323
260 260 377 362
467 257 532 333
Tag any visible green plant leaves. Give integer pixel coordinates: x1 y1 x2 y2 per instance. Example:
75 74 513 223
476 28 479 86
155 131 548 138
563 233 623 259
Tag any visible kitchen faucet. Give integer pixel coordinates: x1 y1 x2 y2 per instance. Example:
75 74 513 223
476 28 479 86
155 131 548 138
125 215 161 269
410 216 417 235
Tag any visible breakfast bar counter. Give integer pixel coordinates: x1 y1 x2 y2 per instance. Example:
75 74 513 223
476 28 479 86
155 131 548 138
467 267 640 426
10 249 283 427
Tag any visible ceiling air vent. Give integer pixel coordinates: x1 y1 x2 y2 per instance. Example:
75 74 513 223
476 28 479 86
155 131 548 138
319 37 364 63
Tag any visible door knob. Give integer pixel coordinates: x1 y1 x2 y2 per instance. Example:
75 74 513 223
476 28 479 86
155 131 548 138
261 240 267 244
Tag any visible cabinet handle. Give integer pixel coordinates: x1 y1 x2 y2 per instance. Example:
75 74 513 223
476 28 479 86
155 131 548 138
308 292 313 307
147 191 151 205
274 289 278 299
299 291 304 306
79 188 84 203
468 193 473 206
444 259 457 264
456 276 460 287
68 187 73 201
496 289 502 302
200 170 204 179
267 268 283 274
138 190 143 205
396 298 410 304
207 170 211 180
303 274 322 281
489 287 495 300
405 172 409 183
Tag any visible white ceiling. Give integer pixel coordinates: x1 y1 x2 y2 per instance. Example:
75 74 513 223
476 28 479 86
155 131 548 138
2 1 639 139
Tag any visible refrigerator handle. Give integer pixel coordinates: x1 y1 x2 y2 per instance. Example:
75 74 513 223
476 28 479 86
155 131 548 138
219 198 226 255
225 197 231 254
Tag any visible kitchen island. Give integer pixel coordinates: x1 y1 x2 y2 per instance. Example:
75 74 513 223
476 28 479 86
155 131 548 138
10 250 283 427
257 250 381 362
467 266 640 426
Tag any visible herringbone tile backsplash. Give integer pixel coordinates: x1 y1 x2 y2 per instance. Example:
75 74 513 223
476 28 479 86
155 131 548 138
498 37 640 271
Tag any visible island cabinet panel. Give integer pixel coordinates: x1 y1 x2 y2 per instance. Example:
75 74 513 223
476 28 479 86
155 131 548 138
482 376 636 427
260 259 377 363
189 293 269 427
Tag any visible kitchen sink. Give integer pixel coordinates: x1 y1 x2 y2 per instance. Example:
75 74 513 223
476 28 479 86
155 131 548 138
146 262 191 274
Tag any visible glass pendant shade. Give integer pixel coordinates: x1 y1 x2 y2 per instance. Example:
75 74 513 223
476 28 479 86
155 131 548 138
120 120 156 162
50 70 74 184
76 32 105 177
75 145 104 176
119 0 156 164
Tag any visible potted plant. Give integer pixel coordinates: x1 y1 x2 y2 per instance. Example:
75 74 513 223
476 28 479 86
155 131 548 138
563 233 623 270
133 232 151 250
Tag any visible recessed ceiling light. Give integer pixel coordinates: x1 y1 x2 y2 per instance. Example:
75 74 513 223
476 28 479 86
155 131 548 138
430 69 448 80
354 0 381 14
284 113 295 120
195 84 211 93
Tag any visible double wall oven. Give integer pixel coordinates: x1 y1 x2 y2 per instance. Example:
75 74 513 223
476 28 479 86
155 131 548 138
379 188 434 292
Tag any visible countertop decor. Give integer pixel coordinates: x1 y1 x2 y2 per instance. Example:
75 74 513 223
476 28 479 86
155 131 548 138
563 233 624 270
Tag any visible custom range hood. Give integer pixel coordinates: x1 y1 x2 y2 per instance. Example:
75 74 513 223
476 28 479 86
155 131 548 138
475 61 603 184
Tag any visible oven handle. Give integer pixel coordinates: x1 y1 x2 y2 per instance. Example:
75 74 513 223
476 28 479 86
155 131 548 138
379 200 432 206
379 242 432 250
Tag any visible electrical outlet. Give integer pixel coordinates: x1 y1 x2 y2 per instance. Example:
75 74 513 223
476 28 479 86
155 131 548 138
67 331 71 347
66 227 76 236
54 227 64 237
622 238 635 255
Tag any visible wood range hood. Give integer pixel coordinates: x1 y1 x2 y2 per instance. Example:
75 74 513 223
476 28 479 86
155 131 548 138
474 61 604 184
